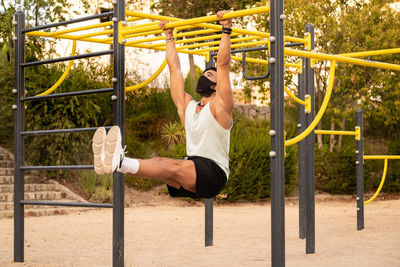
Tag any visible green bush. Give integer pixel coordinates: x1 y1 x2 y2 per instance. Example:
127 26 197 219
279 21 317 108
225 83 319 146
78 170 113 203
383 137 400 192
222 117 297 202
315 140 373 194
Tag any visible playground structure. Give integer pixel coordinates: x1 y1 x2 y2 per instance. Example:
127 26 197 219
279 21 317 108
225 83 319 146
11 0 400 266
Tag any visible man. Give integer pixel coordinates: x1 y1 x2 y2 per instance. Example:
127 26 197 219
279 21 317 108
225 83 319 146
92 10 234 199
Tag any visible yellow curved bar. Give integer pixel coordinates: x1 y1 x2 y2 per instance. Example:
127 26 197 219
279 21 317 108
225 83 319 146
284 85 306 106
364 159 388 205
36 40 77 96
125 59 167 92
285 61 336 146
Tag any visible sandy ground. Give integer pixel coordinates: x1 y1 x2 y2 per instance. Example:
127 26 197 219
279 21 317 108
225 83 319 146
0 196 399 267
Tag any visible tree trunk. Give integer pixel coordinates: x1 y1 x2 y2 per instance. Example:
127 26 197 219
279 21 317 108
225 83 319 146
338 117 346 150
329 120 336 152
188 54 196 88
317 121 323 149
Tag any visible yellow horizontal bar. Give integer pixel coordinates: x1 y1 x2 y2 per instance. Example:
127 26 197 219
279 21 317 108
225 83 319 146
314 130 357 136
75 29 113 39
285 61 336 146
44 21 112 37
364 158 388 205
230 56 268 64
125 6 269 35
285 48 400 72
25 31 112 45
364 155 400 160
193 40 268 54
340 48 400 58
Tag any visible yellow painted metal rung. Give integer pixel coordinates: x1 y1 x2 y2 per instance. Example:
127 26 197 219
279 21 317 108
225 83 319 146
364 155 400 160
190 40 268 54
339 48 400 58
124 6 269 35
75 29 113 39
174 36 264 51
43 21 112 37
314 129 358 136
26 31 112 45
285 48 400 71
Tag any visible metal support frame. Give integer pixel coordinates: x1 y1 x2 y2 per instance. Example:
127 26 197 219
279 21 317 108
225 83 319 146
356 109 364 230
13 1 126 265
269 0 285 266
304 24 315 254
112 0 125 265
205 50 215 247
14 10 25 263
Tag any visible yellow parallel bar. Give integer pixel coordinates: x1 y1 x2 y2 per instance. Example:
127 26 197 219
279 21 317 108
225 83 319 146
123 25 196 40
364 155 400 160
231 56 268 64
126 59 168 92
192 40 268 54
175 36 265 50
25 31 112 45
285 61 336 146
314 130 357 136
285 48 400 72
75 29 113 39
124 10 306 44
36 40 77 96
44 21 112 37
339 48 400 58
364 159 388 205
124 6 269 35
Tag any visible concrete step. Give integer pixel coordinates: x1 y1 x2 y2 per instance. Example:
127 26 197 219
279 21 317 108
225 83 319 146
0 183 60 193
0 161 13 168
0 153 13 160
0 207 91 218
0 175 37 184
0 191 66 202
0 168 14 176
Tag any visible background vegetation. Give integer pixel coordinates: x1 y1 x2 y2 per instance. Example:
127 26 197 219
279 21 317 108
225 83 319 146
0 0 399 202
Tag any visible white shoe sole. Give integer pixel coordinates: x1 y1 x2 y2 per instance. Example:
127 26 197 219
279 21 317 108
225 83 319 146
103 126 121 174
92 127 106 175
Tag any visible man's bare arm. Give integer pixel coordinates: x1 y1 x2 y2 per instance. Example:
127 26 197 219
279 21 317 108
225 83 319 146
160 21 193 124
213 11 234 127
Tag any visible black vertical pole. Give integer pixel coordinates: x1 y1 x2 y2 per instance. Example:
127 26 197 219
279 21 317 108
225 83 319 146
270 0 285 266
297 61 306 240
356 109 364 230
205 51 215 247
112 0 125 266
304 23 315 254
14 11 25 263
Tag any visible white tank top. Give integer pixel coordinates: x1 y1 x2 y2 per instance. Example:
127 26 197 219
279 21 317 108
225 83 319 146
185 100 231 178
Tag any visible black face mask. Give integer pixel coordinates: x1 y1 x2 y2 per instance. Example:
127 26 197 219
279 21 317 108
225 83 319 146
196 75 216 97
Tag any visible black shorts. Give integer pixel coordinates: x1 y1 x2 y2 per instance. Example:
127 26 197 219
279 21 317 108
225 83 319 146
167 156 227 199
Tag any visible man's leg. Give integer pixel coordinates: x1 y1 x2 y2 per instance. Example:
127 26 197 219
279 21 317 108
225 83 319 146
130 157 196 192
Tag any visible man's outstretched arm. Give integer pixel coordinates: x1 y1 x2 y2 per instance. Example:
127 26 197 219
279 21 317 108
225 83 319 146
160 21 193 124
214 11 234 117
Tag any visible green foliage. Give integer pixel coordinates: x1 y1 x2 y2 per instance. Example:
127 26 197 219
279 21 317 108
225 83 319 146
315 141 373 195
184 64 202 101
222 117 297 202
160 121 185 150
78 170 113 203
384 138 400 192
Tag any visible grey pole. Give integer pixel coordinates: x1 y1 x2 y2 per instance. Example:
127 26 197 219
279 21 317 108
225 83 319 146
297 58 306 240
269 0 286 266
112 0 125 266
14 11 25 263
304 23 315 254
356 109 364 230
205 51 215 247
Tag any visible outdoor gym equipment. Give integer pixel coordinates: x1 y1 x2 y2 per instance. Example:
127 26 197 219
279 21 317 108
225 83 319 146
12 0 400 266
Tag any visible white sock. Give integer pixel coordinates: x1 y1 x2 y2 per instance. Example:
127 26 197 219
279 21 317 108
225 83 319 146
118 157 140 174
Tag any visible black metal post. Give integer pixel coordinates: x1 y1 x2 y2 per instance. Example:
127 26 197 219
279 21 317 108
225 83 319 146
270 0 285 266
205 50 215 247
356 109 364 230
304 23 315 254
14 11 25 263
113 1 125 266
297 60 306 240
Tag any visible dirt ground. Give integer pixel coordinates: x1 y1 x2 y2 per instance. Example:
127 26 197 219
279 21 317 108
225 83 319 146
1 188 400 267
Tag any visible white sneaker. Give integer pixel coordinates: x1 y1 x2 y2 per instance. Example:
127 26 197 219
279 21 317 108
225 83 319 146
92 127 106 175
103 126 125 174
